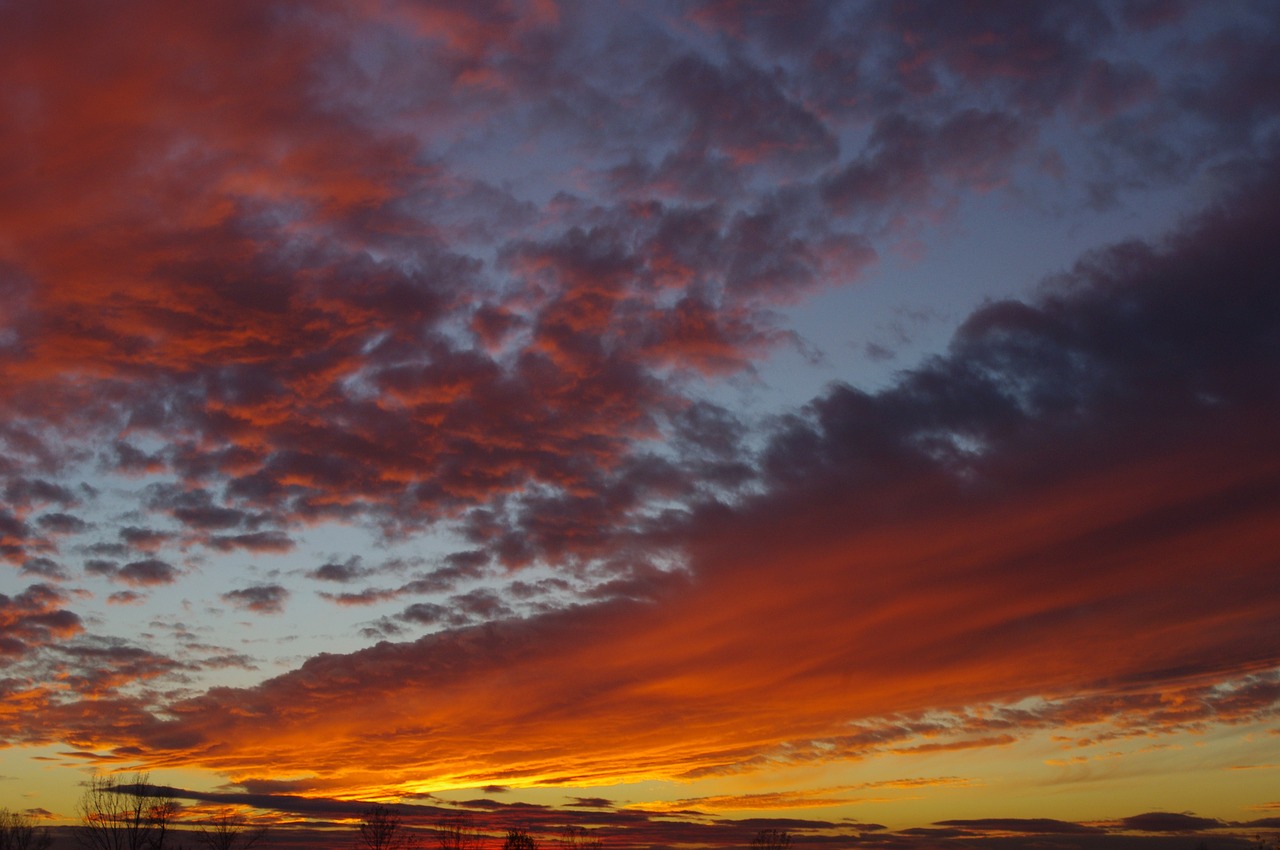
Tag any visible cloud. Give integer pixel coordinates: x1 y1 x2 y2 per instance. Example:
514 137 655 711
119 528 172 552
1119 0 1189 31
222 585 289 616
821 109 1031 221
19 149 1269 791
892 735 1018 755
1118 812 1225 832
109 559 179 587
0 584 83 659
56 640 193 697
321 588 400 608
936 818 1106 835
35 512 88 535
878 0 1111 108
0 0 1271 584
20 557 67 580
308 558 368 584
0 509 40 565
4 478 78 509
398 602 451 626
637 787 877 814
655 53 838 172
205 530 294 553
1174 10 1280 140
315 556 495 612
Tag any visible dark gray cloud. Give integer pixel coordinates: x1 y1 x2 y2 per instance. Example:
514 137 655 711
936 818 1106 835
1119 812 1225 833
222 584 289 615
3 477 78 508
308 557 368 583
0 583 82 659
119 559 178 587
20 556 67 580
205 530 294 553
56 638 193 696
35 512 88 534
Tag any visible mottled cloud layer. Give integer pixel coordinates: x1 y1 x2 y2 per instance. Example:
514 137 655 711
5 0 1276 577
2 0 1280 837
11 154 1280 795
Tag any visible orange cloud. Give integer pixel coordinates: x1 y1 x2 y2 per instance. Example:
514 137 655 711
632 777 973 813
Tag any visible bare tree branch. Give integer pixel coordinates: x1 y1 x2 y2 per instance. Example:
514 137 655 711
435 812 479 850
195 811 267 850
76 773 179 850
0 808 53 850
358 804 417 850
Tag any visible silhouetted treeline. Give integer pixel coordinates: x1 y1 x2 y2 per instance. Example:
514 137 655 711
14 773 1278 850
6 774 808 850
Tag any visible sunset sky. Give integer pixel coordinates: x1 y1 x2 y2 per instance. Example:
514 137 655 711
2 1 1279 847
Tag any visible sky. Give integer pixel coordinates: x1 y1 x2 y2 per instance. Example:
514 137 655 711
2 1 1280 848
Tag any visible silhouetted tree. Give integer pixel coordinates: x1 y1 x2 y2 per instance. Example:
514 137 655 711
558 827 601 850
435 813 479 850
358 805 416 850
195 812 267 850
502 828 536 850
0 808 53 850
76 772 180 850
751 829 791 850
